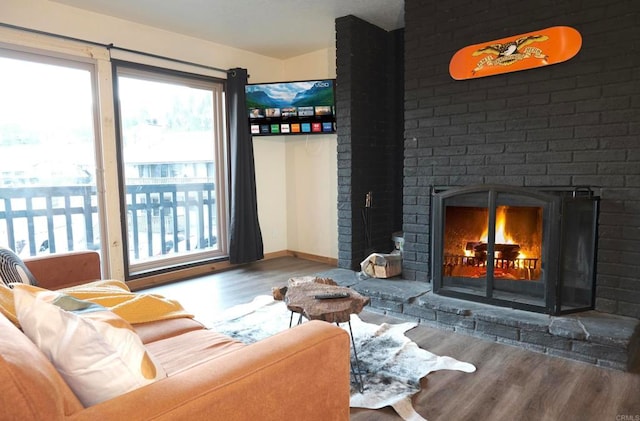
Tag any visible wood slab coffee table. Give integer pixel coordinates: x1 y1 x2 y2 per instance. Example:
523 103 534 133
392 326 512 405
285 283 370 392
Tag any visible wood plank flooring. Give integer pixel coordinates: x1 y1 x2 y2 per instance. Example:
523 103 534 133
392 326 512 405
143 257 640 421
141 256 333 326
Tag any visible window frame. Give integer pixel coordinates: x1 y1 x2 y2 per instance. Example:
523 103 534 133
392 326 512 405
0 46 108 263
112 61 229 279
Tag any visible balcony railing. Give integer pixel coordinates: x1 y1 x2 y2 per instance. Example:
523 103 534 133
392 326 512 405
0 183 216 260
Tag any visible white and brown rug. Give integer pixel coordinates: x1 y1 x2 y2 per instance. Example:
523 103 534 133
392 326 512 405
211 296 476 421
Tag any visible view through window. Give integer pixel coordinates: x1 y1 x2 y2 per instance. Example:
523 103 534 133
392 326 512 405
115 65 227 274
0 52 101 257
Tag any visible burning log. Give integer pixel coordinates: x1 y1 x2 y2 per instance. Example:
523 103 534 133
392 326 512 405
465 241 521 261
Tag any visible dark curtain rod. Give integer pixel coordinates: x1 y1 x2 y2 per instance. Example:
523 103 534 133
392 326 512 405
0 22 229 74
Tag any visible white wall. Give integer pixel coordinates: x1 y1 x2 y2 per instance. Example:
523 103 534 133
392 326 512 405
1 0 338 275
283 133 337 259
252 137 288 252
247 49 338 260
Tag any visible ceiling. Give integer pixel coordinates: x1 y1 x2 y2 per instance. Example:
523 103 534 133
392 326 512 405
51 0 405 59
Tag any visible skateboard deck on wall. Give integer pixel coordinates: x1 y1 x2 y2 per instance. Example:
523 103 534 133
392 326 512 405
449 26 582 80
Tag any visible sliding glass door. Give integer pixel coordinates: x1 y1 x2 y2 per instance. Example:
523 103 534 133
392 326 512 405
114 64 228 276
0 50 102 257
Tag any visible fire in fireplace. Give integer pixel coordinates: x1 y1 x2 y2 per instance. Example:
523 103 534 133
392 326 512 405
443 204 543 282
432 185 598 315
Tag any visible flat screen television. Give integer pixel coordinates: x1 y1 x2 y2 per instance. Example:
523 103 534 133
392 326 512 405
245 79 336 136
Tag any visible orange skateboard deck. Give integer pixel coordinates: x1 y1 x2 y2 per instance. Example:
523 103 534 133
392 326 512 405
449 26 582 80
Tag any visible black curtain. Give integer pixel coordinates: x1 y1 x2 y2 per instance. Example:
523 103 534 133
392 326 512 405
227 68 264 264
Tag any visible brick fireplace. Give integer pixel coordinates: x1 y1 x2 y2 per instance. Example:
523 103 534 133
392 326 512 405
337 1 639 319
432 184 599 314
334 0 640 369
399 0 640 321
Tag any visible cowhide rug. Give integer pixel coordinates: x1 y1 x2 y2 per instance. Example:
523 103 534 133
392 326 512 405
210 296 476 421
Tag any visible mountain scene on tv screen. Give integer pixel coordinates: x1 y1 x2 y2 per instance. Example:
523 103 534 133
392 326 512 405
245 81 333 109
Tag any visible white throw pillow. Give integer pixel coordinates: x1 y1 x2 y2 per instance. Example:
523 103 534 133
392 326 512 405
13 284 166 407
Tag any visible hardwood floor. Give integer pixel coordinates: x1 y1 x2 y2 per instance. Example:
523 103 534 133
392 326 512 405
141 256 334 326
144 257 640 421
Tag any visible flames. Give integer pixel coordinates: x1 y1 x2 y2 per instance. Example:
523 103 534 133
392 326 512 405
480 206 515 244
464 206 528 259
444 203 543 281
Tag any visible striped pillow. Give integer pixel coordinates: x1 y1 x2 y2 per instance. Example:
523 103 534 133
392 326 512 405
0 246 38 287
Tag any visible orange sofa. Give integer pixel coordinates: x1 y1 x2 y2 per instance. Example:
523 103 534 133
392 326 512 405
0 252 351 420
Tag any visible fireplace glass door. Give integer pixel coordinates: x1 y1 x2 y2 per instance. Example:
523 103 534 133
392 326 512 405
433 186 559 312
433 185 598 315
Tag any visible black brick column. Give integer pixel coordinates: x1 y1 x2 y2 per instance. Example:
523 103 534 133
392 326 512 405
336 15 404 270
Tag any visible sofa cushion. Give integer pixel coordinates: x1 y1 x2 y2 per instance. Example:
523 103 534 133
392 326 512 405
24 251 101 289
0 246 37 287
13 285 167 407
145 328 246 376
134 317 206 344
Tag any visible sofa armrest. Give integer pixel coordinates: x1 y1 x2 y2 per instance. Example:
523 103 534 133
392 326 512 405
69 320 351 421
24 251 102 290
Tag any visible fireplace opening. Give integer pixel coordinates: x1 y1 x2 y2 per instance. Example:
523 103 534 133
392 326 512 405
443 205 543 281
432 185 598 315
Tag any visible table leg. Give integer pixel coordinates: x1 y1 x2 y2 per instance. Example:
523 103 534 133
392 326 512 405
289 311 304 328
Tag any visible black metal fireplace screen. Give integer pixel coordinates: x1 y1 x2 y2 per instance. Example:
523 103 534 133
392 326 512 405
432 185 598 315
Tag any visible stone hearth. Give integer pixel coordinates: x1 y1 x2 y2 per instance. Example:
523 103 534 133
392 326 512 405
315 268 640 372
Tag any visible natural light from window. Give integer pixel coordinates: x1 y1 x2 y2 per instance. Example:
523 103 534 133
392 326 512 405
116 67 227 273
0 54 100 257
